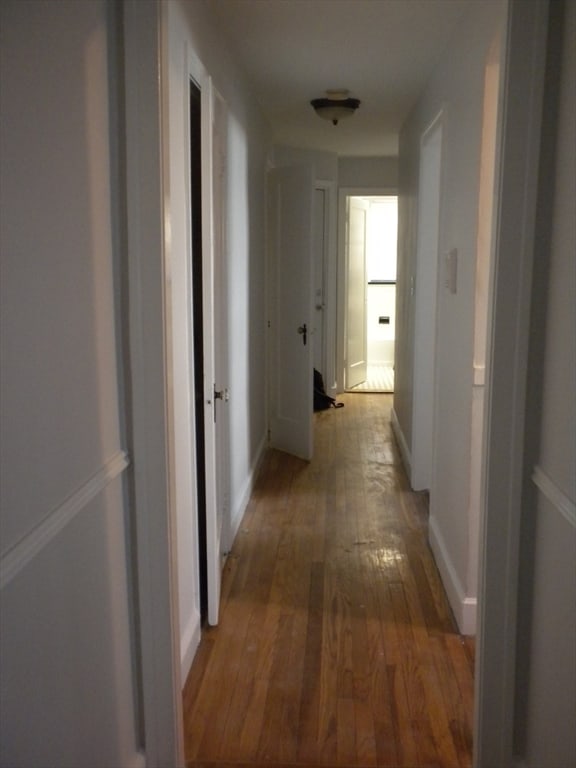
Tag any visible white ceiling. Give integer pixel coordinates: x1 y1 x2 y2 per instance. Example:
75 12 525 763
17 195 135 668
209 0 473 156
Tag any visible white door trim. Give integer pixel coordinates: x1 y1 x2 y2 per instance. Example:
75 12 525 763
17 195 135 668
123 1 184 765
474 0 549 765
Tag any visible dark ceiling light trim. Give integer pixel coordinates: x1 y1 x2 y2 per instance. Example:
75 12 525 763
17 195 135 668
310 90 361 125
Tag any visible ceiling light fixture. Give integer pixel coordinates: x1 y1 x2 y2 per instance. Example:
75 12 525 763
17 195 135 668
310 89 361 126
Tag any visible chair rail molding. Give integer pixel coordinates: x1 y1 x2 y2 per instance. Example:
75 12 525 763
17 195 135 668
532 465 576 528
0 450 130 589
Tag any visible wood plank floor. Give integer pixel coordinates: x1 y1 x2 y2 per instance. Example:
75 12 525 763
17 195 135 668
183 393 475 768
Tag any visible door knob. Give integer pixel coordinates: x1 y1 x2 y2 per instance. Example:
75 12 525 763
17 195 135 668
214 387 229 402
297 323 307 345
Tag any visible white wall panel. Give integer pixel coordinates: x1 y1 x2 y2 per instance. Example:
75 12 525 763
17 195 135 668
0 2 140 764
1 483 141 768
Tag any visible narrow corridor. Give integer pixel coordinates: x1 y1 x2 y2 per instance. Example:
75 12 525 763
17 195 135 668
184 393 474 767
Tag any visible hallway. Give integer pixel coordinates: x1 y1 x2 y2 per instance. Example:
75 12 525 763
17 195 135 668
183 393 474 767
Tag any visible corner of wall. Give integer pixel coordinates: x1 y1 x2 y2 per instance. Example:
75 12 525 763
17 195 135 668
429 514 477 634
391 405 412 479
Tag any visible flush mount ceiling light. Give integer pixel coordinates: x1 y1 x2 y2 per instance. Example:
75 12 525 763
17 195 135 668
310 89 361 126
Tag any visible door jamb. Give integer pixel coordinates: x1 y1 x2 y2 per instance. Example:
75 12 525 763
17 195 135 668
123 1 184 765
474 0 549 764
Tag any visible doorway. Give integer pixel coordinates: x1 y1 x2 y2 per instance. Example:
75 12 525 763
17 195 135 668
341 193 398 393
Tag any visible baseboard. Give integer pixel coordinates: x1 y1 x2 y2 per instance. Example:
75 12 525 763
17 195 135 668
228 434 267 549
390 407 411 478
180 608 201 685
428 514 477 635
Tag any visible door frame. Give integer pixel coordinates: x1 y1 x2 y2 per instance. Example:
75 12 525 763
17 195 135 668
122 1 184 764
337 187 396 393
474 0 549 765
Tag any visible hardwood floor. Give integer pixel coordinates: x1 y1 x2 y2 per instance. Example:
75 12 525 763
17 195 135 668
183 393 475 768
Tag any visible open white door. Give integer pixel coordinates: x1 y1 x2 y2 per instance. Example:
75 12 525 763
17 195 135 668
345 197 368 388
268 164 314 461
202 79 229 626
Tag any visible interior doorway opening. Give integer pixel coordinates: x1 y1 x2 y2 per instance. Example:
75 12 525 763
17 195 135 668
343 194 398 393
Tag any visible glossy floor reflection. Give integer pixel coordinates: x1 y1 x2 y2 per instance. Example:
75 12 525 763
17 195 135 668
184 393 474 767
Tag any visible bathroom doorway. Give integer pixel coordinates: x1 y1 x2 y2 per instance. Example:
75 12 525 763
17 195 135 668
342 194 397 392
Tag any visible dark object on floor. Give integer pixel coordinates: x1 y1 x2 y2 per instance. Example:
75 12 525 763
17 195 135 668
314 368 344 411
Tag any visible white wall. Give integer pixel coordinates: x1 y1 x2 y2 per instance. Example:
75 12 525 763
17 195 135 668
515 2 576 764
166 0 271 680
394 0 505 632
338 156 398 188
274 145 338 181
0 3 141 765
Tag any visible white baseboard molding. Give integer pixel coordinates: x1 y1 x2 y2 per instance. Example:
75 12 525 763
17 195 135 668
428 514 477 635
228 434 267 549
180 608 201 686
390 407 411 478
